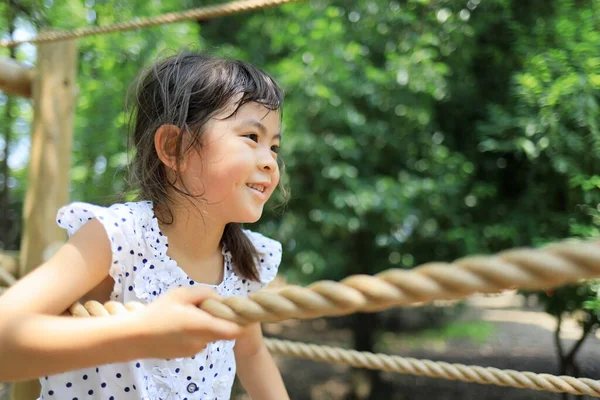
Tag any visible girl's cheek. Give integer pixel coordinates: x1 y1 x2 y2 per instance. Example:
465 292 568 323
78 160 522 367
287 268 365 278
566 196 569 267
270 173 281 196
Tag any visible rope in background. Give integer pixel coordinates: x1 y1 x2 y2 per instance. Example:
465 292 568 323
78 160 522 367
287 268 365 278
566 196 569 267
263 338 600 397
0 0 302 48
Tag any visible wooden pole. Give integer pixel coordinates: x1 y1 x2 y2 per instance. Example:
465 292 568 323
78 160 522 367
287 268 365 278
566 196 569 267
12 39 77 400
0 58 33 97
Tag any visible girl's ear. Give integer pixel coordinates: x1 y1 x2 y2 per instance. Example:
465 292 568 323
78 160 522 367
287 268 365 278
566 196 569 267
154 124 187 171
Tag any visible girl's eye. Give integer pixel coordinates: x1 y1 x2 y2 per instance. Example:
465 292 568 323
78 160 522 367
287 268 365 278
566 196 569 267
245 133 259 142
271 145 280 154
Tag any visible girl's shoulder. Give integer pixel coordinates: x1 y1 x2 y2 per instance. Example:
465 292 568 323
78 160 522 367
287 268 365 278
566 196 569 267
240 229 283 290
55 201 155 302
56 200 152 246
243 229 282 253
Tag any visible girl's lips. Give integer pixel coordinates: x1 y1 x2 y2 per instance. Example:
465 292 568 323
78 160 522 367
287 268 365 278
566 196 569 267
246 182 267 193
246 184 269 200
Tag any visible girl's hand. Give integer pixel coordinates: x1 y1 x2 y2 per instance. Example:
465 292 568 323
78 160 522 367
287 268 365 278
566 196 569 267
133 286 242 359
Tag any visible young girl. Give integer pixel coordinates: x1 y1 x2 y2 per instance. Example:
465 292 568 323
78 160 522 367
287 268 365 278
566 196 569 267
0 53 289 399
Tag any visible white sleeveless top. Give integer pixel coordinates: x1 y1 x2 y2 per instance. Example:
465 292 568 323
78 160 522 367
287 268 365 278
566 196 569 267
37 200 282 400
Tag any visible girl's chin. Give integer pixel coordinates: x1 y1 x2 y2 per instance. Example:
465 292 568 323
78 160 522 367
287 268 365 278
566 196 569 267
233 210 264 224
239 214 262 224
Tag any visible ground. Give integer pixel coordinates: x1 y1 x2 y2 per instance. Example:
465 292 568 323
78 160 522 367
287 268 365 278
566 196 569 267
2 292 599 400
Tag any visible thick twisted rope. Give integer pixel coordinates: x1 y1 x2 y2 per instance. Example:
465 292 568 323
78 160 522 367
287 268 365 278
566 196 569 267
263 338 600 397
67 302 600 397
69 239 600 325
0 0 302 48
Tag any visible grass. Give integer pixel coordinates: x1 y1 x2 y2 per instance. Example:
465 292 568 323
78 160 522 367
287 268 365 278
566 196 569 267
378 321 495 352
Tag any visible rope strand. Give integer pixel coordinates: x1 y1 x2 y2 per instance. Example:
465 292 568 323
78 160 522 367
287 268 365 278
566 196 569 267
263 338 600 397
0 0 303 48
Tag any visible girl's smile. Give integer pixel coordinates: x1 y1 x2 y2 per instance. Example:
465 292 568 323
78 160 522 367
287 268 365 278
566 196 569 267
246 181 272 200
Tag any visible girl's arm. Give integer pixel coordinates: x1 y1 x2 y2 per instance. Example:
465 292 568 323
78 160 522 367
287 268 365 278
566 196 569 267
234 323 289 400
0 219 147 381
0 310 147 381
0 219 242 381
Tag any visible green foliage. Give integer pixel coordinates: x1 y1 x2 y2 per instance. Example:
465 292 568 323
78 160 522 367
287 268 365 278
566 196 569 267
470 1 600 324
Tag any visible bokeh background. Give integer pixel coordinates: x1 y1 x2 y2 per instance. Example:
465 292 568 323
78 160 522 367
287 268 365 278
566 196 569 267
1 0 600 399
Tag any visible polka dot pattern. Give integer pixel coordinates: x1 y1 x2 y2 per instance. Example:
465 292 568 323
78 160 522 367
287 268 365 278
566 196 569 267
39 201 282 399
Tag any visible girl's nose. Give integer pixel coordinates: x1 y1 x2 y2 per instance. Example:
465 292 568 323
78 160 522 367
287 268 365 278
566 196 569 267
258 149 278 172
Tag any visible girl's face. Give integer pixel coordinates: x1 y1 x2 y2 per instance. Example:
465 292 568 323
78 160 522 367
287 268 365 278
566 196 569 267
182 101 281 224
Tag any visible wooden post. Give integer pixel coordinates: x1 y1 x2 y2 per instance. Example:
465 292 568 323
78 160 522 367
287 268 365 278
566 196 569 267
12 39 77 400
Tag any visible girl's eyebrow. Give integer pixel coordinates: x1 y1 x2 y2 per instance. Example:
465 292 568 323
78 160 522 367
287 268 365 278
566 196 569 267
238 119 281 140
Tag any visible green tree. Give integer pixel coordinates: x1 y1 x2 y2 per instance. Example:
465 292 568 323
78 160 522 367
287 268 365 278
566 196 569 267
469 2 600 396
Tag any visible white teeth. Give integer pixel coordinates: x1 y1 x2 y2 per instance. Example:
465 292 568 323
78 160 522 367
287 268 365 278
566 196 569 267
246 183 265 193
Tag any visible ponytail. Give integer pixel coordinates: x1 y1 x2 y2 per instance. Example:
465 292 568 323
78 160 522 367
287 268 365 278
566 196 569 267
222 223 260 281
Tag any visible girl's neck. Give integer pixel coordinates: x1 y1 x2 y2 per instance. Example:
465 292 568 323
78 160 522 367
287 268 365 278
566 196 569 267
155 200 225 261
